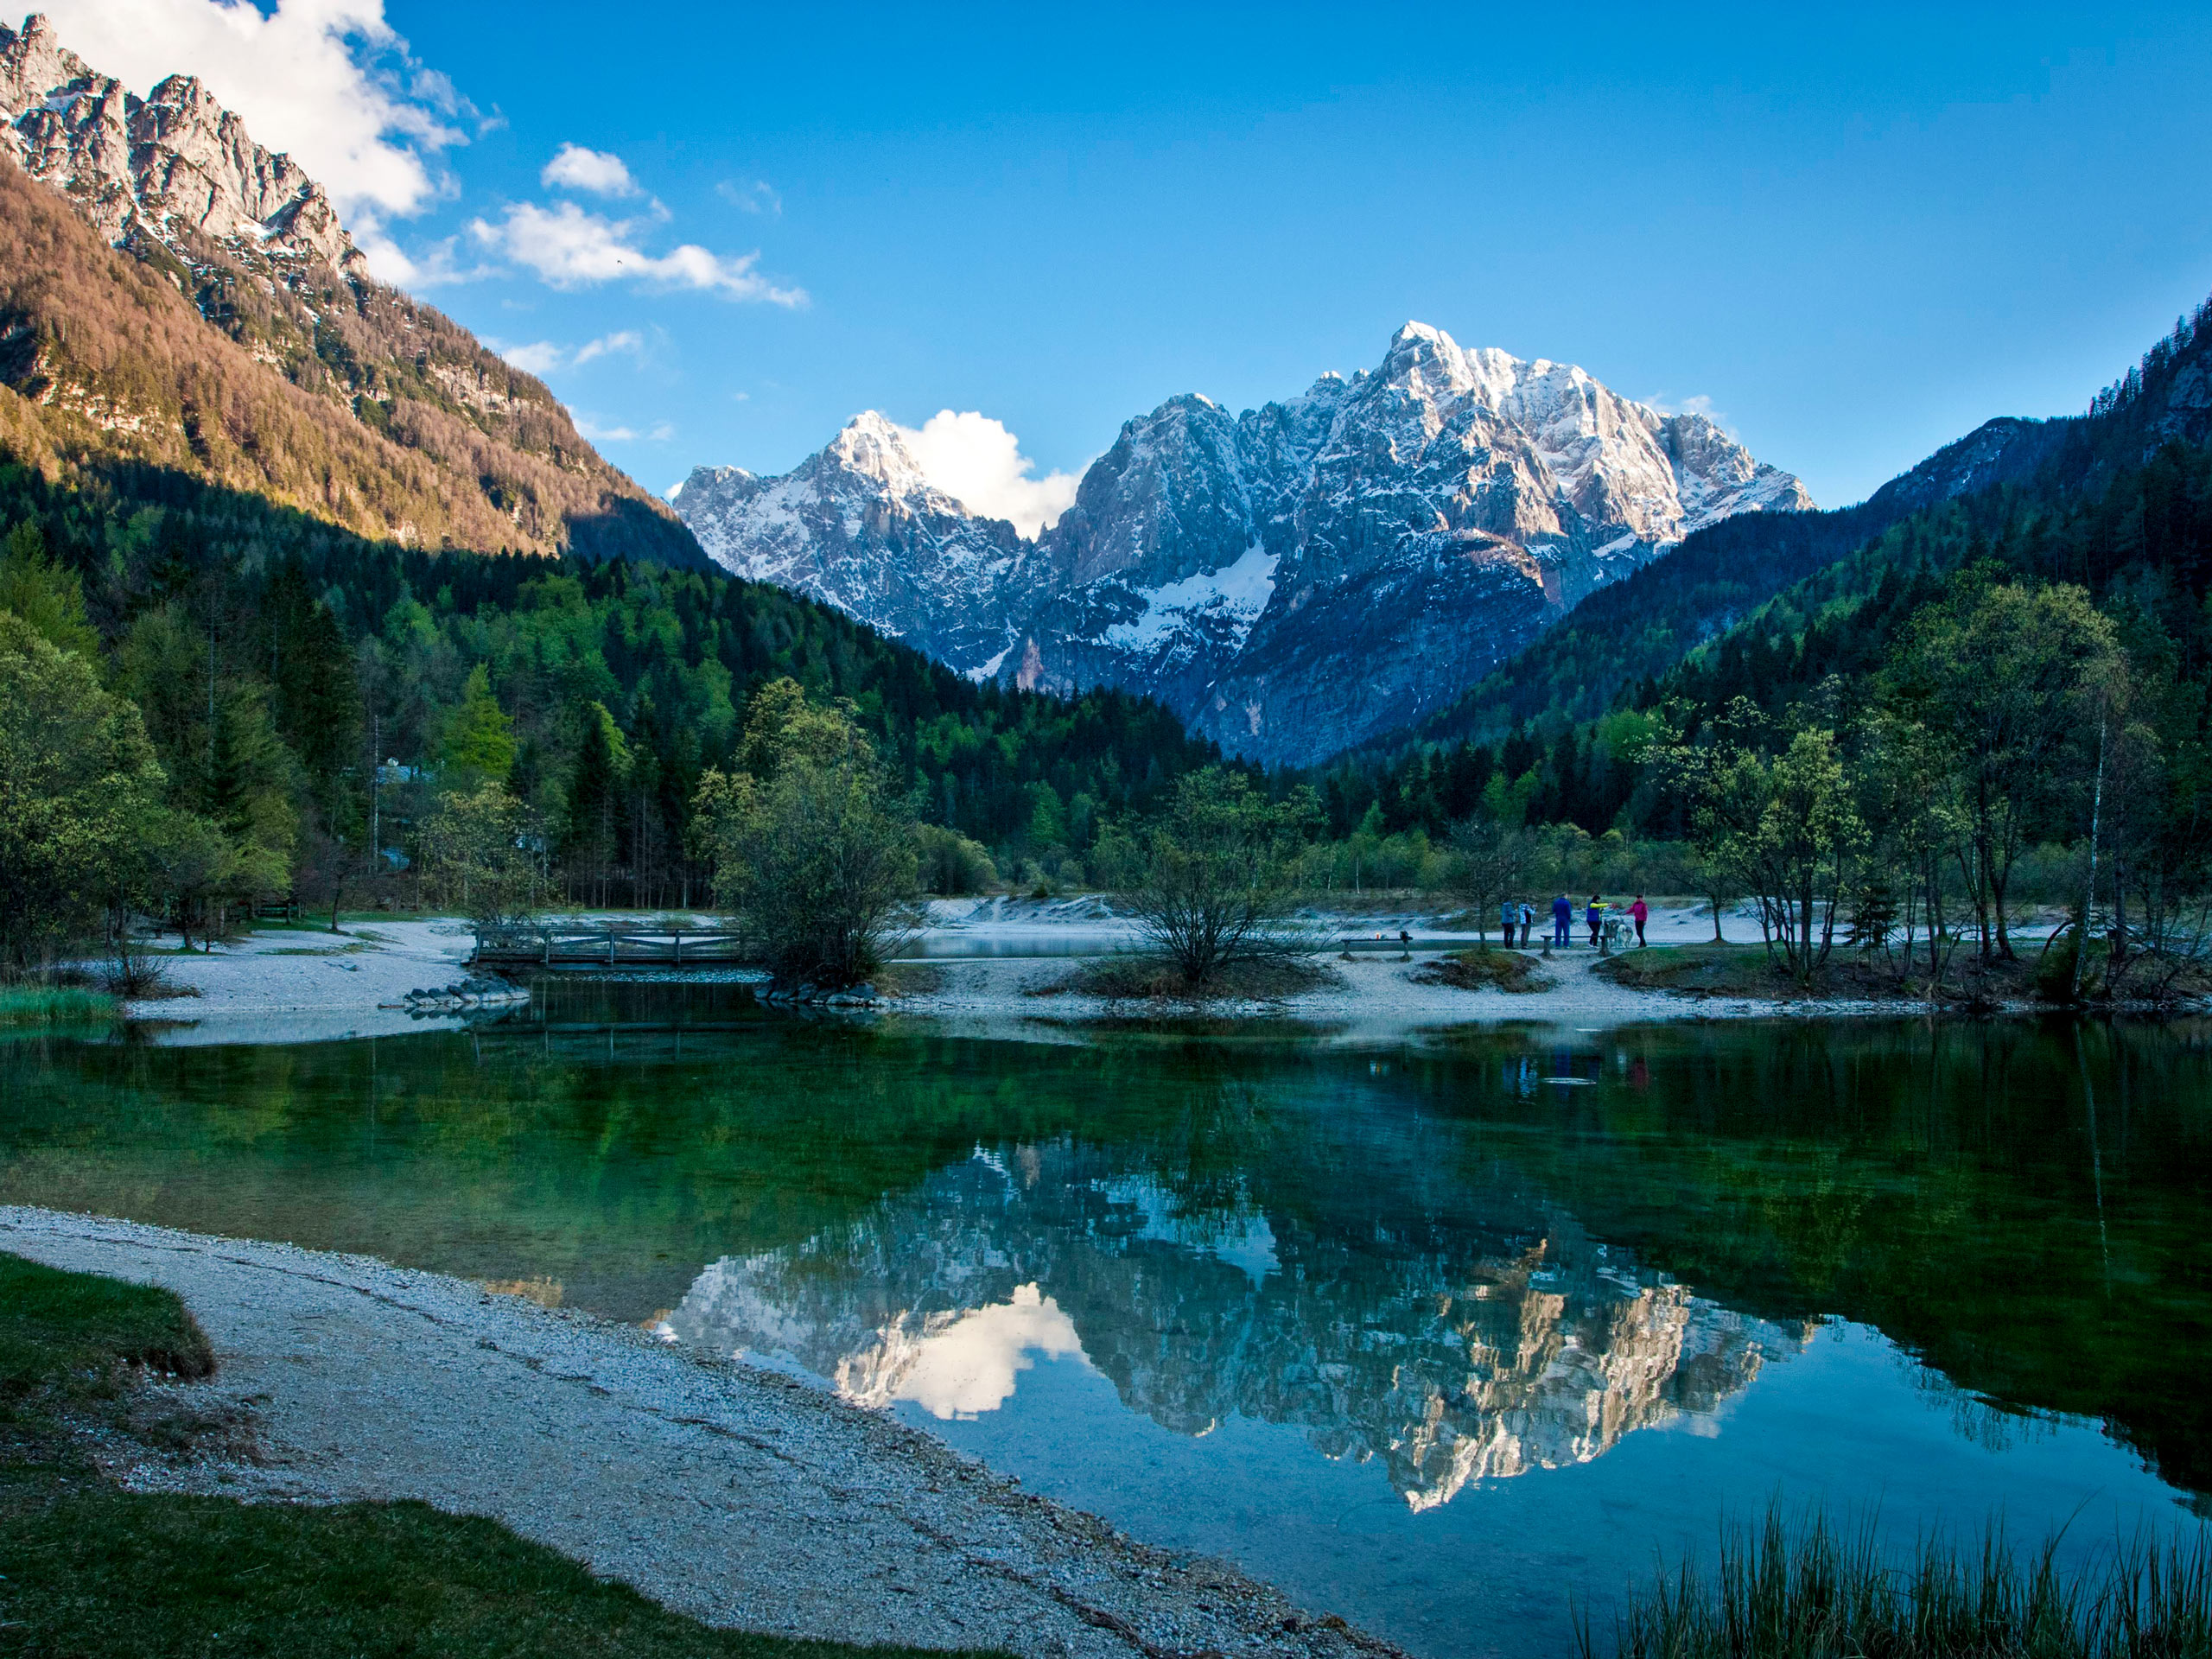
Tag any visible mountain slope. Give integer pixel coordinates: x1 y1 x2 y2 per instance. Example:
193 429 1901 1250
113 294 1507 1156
1392 297 2212 755
676 322 1814 766
0 12 702 567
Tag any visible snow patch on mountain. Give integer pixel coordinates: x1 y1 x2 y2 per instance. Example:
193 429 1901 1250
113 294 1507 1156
1103 544 1277 656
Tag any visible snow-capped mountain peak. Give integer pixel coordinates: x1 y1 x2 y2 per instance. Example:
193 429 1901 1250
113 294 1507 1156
677 325 1815 763
823 410 940 501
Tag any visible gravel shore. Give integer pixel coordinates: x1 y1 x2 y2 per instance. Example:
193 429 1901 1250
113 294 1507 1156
2 1206 1395 1659
123 918 482 1043
120 902 1854 1044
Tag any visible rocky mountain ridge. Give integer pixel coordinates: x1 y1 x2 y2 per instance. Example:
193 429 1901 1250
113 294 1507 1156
0 13 361 278
0 12 703 567
677 322 1813 764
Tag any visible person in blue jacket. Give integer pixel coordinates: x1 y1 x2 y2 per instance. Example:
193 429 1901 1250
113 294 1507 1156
1550 893 1573 947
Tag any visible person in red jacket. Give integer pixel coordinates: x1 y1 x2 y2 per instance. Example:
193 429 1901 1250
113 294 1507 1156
1630 893 1649 947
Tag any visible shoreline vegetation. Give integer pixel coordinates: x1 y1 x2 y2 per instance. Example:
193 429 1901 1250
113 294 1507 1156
1583 1506 2212 1659
15 374 2212 1018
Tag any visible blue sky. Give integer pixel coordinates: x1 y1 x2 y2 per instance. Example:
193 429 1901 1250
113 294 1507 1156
48 1 2212 518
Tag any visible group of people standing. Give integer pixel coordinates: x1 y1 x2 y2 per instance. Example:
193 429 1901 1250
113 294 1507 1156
1495 893 1649 949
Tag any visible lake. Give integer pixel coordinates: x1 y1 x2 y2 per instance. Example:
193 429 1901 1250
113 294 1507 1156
3 985 2205 1656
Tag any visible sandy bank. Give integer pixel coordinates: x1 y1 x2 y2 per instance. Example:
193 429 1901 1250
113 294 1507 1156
2 1206 1391 1659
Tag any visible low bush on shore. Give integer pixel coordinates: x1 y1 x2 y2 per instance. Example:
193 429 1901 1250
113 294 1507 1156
0 1251 1004 1659
1582 1505 2212 1659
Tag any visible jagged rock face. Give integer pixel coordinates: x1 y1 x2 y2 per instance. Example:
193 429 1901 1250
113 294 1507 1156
678 412 1031 666
1044 322 1814 762
0 14 363 276
677 322 1813 764
666 1141 1789 1513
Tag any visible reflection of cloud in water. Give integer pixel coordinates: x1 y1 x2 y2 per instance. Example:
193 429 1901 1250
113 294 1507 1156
669 1141 1793 1510
836 1283 1086 1419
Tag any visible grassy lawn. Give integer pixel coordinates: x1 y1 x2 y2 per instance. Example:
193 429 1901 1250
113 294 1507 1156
0 1251 1001 1659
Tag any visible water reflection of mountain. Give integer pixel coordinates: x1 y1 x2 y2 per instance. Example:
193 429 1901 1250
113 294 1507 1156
671 1141 1795 1510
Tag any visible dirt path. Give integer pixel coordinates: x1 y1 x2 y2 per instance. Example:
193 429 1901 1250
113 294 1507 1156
1 1207 1390 1659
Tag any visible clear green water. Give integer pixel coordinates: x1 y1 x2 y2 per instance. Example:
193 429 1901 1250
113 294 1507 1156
3 985 2206 1656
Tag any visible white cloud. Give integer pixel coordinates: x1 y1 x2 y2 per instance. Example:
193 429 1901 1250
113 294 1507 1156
40 0 468 251
491 332 641 376
894 410 1082 536
839 1285 1086 1420
359 232 497 289
574 329 644 365
717 178 780 216
542 142 637 198
495 340 564 375
572 414 673 443
469 201 805 306
1646 391 1736 435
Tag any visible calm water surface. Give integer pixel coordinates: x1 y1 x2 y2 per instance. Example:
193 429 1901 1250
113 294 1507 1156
3 988 2206 1657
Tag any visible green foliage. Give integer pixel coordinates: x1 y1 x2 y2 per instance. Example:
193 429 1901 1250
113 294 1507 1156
914 823 999 895
0 984 117 1027
421 784 542 931
438 663 516 785
700 683 918 987
0 613 167 965
1127 768 1320 985
0 519 96 658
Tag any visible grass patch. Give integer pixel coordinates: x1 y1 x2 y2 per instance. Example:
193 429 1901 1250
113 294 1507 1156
1592 943 2081 1004
872 961 944 998
0 1487 981 1659
1413 947 1556 994
0 985 118 1028
0 1254 213 1404
0 1252 1002 1659
1585 1504 2212 1659
1037 954 1338 1001
1592 943 1796 996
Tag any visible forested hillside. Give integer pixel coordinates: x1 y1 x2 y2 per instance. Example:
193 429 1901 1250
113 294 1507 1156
0 448 1217 961
0 131 700 568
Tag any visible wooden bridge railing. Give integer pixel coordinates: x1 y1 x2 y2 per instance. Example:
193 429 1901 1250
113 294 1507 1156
472 926 753 968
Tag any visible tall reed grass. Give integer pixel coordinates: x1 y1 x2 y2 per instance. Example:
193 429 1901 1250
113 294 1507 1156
1581 1507 2212 1659
0 984 118 1027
